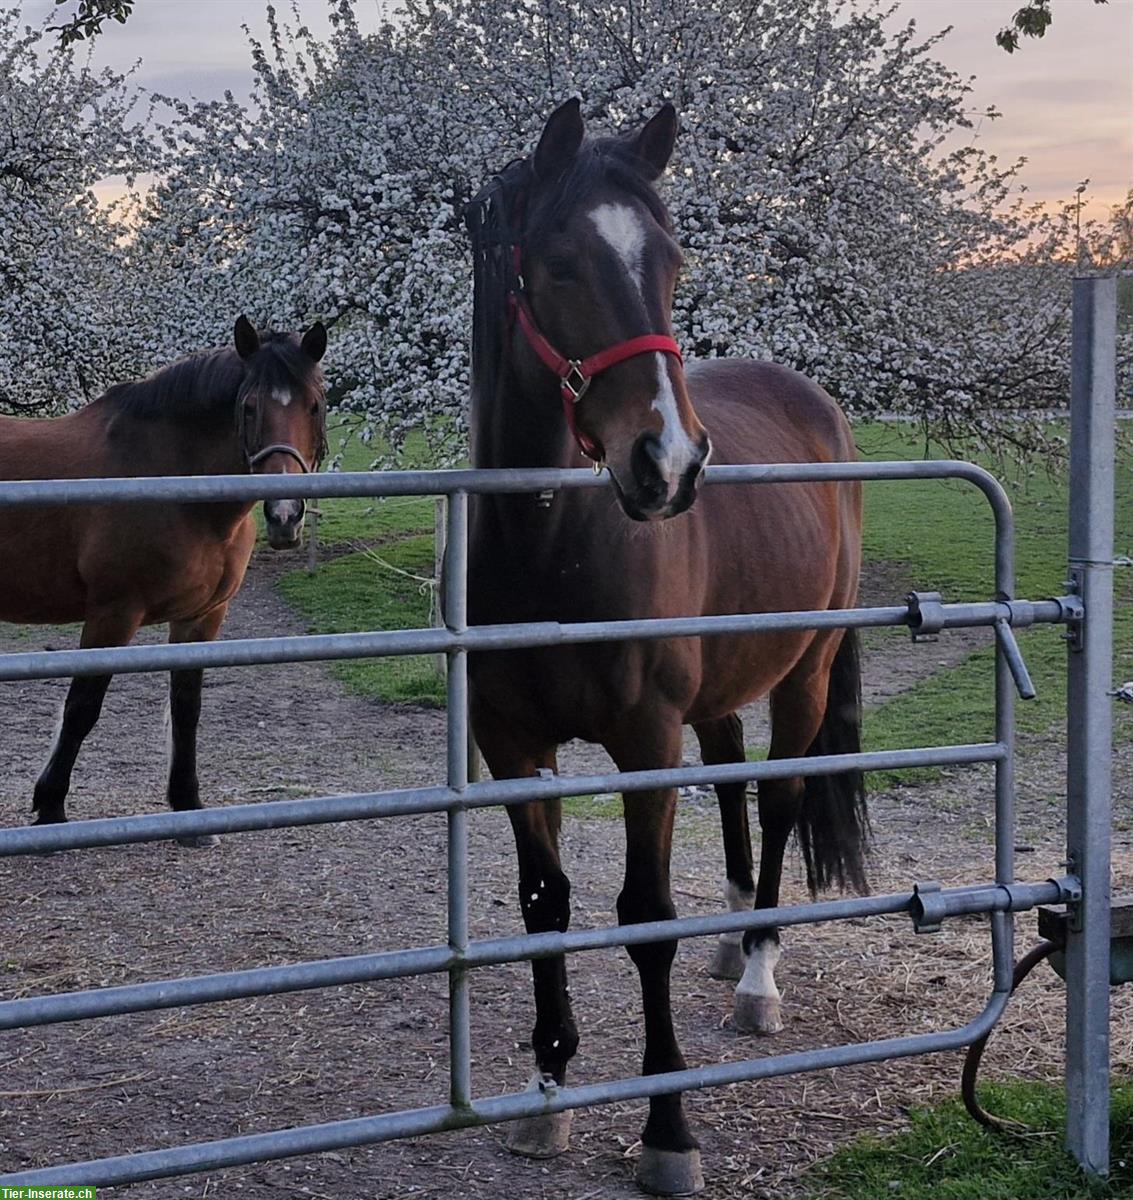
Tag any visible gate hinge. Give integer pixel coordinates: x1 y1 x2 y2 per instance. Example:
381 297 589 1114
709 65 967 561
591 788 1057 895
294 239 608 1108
1061 569 1086 652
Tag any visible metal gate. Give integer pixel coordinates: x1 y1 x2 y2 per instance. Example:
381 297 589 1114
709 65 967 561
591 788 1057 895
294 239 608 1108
0 277 1117 1186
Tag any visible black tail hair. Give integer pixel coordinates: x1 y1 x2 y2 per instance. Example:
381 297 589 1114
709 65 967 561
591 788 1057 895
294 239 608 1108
796 629 870 895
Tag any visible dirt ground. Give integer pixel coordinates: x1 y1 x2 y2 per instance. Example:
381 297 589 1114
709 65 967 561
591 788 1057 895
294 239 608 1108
0 550 1130 1199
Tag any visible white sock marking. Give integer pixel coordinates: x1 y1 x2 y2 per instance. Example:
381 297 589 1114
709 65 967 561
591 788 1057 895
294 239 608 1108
737 940 782 1001
724 880 755 912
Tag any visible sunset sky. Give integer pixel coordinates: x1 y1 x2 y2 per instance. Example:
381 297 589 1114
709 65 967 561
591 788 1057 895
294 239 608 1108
22 0 1133 223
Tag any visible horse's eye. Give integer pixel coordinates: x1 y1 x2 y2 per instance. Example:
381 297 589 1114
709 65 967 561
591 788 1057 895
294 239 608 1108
545 256 575 283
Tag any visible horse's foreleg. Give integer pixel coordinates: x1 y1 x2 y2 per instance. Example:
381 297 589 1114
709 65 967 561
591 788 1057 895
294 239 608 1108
735 648 835 1036
166 606 228 849
473 709 576 1158
609 723 704 1196
694 713 753 982
31 610 142 824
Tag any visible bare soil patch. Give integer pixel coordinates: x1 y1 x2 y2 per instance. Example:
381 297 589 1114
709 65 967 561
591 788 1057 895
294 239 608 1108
1 550 1129 1199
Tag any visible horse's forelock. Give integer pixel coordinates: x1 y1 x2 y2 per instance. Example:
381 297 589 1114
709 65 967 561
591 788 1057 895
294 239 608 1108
466 135 672 423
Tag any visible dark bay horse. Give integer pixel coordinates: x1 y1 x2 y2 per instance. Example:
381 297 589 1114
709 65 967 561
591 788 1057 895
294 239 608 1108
0 317 327 846
465 101 866 1193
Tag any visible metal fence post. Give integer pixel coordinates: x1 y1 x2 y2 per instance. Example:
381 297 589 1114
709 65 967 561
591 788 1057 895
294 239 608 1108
1065 275 1116 1175
444 489 472 1110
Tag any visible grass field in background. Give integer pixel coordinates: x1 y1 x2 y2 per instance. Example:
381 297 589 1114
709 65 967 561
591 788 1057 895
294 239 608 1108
276 421 1132 748
803 1079 1133 1200
855 424 1132 781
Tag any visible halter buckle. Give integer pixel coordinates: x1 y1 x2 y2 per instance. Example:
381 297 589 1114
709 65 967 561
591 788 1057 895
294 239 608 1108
561 362 591 402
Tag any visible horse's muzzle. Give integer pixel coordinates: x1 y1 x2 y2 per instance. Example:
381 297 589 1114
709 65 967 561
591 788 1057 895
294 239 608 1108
618 431 709 521
263 498 306 549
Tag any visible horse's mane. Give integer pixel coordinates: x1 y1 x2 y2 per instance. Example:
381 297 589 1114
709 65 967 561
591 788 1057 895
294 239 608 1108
464 132 672 426
97 336 313 424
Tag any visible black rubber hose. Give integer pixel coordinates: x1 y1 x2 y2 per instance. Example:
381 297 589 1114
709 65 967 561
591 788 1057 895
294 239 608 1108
961 939 1059 1132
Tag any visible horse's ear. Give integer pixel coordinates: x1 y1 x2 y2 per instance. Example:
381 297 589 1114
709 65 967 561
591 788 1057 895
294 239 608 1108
534 97 584 182
301 321 327 363
629 103 678 180
234 315 260 361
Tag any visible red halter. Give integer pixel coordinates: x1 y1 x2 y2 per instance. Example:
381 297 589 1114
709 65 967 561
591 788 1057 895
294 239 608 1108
506 239 683 463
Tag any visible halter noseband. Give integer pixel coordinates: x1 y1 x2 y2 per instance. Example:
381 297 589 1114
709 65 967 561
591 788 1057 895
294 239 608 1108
236 379 325 476
244 443 313 473
472 166 683 464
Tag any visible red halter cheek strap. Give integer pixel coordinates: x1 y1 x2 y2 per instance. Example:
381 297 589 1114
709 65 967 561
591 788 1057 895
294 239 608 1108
507 260 684 463
511 290 686 463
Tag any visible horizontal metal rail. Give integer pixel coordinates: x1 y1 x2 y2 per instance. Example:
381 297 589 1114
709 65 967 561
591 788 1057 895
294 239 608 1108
0 458 1011 508
0 973 1018 1189
0 878 1067 1031
0 598 1070 683
0 742 1005 856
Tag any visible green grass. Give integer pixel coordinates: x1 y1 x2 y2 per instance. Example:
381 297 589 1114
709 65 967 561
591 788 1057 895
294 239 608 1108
855 424 1133 782
309 421 440 548
805 1079 1133 1200
277 535 445 707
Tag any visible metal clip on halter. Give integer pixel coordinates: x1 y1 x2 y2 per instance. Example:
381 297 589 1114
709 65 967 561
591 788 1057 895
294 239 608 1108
562 362 591 402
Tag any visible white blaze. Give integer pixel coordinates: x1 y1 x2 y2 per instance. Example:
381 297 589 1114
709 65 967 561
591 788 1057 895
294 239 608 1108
588 201 700 490
589 202 645 294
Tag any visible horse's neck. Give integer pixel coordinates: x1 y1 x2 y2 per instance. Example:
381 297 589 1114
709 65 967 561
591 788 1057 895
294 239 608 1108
471 365 575 471
110 411 245 478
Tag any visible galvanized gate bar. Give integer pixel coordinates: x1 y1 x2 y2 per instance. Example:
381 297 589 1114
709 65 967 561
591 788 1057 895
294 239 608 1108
0 951 1018 1190
0 877 1068 1031
0 457 1012 507
0 400 1107 1187
1065 275 1117 1174
0 742 1007 856
445 491 473 1109
0 597 1071 684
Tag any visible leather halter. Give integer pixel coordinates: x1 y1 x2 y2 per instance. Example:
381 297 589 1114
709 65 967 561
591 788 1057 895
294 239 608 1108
245 443 312 473
236 383 322 476
503 185 684 463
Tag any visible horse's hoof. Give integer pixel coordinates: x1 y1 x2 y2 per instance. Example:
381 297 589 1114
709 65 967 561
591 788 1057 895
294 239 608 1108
733 992 783 1035
505 1109 572 1158
707 936 744 981
636 1147 705 1196
32 813 66 826
175 833 219 849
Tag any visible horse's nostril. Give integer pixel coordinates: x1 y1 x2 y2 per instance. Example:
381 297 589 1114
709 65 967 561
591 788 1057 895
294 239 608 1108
631 433 667 502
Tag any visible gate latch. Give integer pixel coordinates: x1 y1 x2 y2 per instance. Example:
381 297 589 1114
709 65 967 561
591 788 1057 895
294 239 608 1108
911 880 945 934
906 591 945 642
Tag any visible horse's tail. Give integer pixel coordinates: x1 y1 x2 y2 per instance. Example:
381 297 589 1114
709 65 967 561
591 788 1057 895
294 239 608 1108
796 629 870 896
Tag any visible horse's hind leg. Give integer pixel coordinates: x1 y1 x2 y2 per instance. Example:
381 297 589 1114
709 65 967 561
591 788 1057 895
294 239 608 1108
694 713 753 982
166 606 228 849
31 609 142 824
733 635 844 1035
